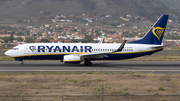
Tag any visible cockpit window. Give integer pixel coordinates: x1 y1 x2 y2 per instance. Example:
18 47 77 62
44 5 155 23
12 48 19 50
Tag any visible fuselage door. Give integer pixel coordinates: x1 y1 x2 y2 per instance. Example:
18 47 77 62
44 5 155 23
138 46 142 55
24 46 29 54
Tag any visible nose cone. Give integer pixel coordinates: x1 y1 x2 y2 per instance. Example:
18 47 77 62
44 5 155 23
5 50 11 57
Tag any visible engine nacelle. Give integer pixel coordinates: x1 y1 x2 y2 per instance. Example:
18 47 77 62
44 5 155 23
63 55 81 64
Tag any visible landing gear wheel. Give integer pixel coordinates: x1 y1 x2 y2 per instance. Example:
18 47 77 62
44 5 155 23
84 61 88 66
88 62 92 66
84 58 93 66
84 61 92 66
20 61 24 66
20 63 24 66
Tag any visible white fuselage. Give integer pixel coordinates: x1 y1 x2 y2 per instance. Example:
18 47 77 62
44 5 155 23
5 43 163 61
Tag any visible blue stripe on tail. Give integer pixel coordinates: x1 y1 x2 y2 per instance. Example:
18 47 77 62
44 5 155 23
129 15 169 45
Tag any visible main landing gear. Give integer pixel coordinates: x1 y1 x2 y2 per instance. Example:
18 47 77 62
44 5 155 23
84 59 92 66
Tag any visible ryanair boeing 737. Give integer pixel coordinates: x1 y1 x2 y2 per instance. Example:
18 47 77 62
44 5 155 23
5 15 169 66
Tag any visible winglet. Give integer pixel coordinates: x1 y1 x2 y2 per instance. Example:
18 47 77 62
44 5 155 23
114 40 126 52
99 36 104 43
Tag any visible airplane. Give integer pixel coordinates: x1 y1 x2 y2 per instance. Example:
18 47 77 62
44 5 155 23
5 15 169 66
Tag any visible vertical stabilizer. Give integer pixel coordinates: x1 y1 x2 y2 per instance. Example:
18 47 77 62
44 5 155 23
129 15 169 45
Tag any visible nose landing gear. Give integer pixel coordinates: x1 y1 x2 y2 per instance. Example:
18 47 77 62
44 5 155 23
15 58 24 66
20 61 24 66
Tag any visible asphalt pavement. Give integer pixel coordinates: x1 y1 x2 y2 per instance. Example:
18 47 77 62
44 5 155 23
0 61 179 73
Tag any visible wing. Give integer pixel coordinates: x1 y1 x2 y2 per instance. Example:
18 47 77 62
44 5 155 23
80 40 126 59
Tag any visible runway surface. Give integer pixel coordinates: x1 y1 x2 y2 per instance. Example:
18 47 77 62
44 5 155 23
0 51 5 56
0 61 179 73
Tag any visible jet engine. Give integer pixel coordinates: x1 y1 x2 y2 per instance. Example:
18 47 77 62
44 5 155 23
63 55 81 64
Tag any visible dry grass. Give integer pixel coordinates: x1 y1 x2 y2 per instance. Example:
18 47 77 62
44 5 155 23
0 49 9 51
0 56 14 61
0 72 180 100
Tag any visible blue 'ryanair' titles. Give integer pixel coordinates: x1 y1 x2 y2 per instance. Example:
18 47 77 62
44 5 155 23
29 46 92 53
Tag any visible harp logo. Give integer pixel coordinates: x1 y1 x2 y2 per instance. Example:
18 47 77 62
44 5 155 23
29 46 36 52
152 27 165 40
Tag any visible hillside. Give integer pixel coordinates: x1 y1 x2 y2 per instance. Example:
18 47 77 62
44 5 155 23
0 0 179 23
157 0 180 12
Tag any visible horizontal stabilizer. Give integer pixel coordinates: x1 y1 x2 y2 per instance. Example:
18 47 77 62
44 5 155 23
152 44 172 49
